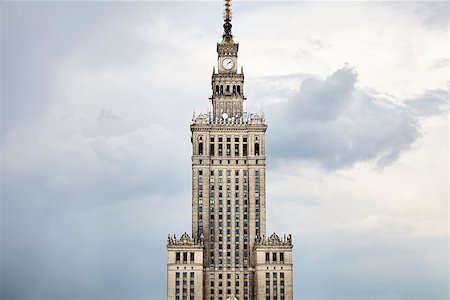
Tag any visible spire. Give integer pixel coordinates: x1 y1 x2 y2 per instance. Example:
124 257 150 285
224 0 231 21
223 0 232 36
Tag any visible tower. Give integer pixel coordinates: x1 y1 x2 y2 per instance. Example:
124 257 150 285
167 1 293 299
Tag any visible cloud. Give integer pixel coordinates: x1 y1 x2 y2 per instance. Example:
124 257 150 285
1 2 447 300
412 2 449 31
405 88 449 117
266 66 446 170
430 58 449 70
1 115 191 299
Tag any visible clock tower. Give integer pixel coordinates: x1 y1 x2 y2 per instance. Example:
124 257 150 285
166 1 294 299
211 6 245 120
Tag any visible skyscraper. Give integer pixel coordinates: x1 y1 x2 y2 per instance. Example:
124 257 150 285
167 1 293 299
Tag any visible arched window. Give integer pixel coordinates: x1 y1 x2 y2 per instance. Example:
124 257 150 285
255 143 260 156
216 85 219 94
237 85 241 94
233 85 236 93
226 85 230 92
199 142 203 155
220 85 223 94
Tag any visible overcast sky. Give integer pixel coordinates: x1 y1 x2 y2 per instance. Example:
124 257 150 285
1 1 448 300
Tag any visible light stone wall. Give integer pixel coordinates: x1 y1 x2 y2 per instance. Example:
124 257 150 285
167 243 204 300
254 245 293 300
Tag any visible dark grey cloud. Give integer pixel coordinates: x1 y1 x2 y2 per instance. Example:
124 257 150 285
1 2 207 299
267 66 445 170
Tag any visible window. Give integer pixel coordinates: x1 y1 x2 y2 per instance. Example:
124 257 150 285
254 143 259 155
273 252 277 262
199 142 204 155
176 252 181 262
190 252 195 262
280 252 284 262
266 252 270 262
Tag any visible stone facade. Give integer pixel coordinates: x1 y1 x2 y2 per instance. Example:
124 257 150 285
167 2 293 299
167 233 204 300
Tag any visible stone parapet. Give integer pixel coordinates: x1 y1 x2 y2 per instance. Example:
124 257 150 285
167 232 203 248
255 233 293 247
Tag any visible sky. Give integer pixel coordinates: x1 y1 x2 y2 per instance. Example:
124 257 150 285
0 1 448 300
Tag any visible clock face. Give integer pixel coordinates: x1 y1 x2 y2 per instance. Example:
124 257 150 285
222 58 234 70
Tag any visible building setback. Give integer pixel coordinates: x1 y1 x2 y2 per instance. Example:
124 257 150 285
167 1 294 299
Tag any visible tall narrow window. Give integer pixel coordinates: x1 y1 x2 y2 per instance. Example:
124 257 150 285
190 252 195 262
255 143 260 156
237 85 241 94
210 144 215 156
199 143 203 155
243 144 248 156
